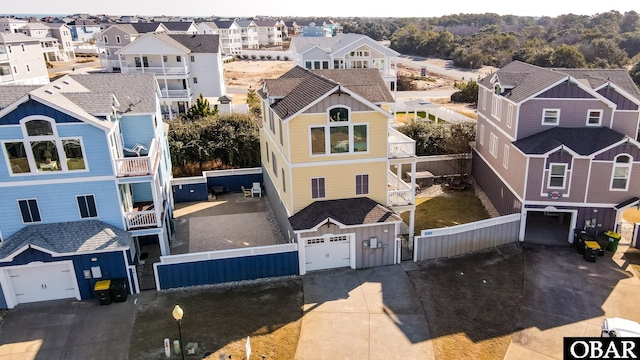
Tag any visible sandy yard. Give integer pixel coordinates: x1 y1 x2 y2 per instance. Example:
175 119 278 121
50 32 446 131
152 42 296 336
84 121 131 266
224 60 292 88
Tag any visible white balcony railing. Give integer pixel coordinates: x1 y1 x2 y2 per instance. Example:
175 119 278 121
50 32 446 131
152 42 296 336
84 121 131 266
114 138 159 177
388 127 416 158
159 89 189 99
0 53 8 61
121 66 187 76
387 170 413 206
0 74 14 84
125 210 158 229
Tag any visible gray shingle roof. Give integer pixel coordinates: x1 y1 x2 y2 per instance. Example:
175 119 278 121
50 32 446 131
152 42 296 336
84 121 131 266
291 33 398 57
161 21 196 32
167 34 220 53
512 127 627 155
0 33 41 43
236 20 255 28
69 73 158 114
64 92 115 114
0 86 40 109
253 20 279 27
289 198 401 231
0 220 131 258
212 20 235 29
264 66 393 120
130 22 162 33
480 61 640 104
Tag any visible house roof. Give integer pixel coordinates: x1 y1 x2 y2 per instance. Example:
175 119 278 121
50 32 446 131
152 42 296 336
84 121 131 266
160 21 197 32
291 33 399 57
0 33 41 43
211 20 236 29
45 23 69 29
0 220 131 259
167 34 220 53
313 68 395 103
63 92 116 114
236 20 256 28
289 198 402 231
512 127 627 156
253 20 279 27
104 23 138 35
69 73 158 113
130 22 163 33
479 61 640 104
0 86 40 109
68 19 98 26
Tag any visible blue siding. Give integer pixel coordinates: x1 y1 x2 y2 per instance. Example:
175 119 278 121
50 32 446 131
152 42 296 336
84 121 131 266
156 251 299 290
172 183 209 203
0 180 123 238
0 99 84 125
207 174 263 192
120 114 155 152
0 247 129 308
131 182 153 203
0 284 6 309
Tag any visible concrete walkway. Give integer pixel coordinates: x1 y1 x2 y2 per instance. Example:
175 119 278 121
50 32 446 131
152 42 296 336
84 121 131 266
295 265 435 360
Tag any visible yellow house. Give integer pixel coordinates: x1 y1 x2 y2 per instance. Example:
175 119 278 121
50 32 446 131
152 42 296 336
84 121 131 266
258 66 416 274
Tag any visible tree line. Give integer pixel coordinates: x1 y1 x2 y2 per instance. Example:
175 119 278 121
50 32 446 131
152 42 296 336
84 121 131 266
341 11 640 84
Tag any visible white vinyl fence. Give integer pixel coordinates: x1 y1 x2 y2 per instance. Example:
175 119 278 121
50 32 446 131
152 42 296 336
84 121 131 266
415 214 520 261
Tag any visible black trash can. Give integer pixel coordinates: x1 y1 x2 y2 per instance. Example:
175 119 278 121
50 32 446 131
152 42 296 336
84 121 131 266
94 280 112 305
574 229 595 255
110 278 128 303
584 241 599 262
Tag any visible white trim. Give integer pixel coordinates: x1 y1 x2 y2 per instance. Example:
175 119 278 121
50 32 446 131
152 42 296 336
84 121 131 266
0 175 116 187
519 207 577 243
293 216 402 234
290 156 388 168
128 264 140 294
479 124 485 145
541 108 560 126
489 132 498 158
76 193 99 219
474 149 524 202
503 145 509 169
546 162 568 189
591 137 640 158
609 153 632 191
506 103 514 129
521 76 617 109
593 82 640 107
586 109 603 126
523 200 619 207
477 113 516 142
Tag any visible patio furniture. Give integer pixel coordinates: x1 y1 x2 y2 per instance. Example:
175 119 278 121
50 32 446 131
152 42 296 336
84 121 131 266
241 186 252 197
123 143 147 157
251 182 262 197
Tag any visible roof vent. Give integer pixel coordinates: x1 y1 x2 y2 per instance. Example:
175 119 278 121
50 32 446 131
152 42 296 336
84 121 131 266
62 80 70 85
54 85 61 90
45 89 54 95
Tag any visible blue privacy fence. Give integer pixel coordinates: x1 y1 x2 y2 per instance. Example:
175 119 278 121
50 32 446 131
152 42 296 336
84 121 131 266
172 168 263 203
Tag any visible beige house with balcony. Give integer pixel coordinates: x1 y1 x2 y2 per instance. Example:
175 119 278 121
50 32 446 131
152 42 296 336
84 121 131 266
259 66 416 274
197 21 242 55
115 33 225 119
0 33 49 85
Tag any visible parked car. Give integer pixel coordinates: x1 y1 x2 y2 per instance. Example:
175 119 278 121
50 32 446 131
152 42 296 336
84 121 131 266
602 317 640 337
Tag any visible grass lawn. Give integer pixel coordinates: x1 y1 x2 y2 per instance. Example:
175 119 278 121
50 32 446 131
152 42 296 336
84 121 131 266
128 279 303 359
402 188 490 235
407 244 524 360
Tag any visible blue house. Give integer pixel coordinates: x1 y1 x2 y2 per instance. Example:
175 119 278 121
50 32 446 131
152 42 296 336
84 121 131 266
0 73 174 308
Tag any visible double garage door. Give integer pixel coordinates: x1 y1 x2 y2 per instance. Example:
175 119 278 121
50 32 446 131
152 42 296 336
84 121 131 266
304 235 352 272
4 262 79 306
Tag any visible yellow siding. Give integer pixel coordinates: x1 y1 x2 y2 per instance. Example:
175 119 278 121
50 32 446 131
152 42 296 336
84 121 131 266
288 110 389 164
291 161 388 212
261 128 293 214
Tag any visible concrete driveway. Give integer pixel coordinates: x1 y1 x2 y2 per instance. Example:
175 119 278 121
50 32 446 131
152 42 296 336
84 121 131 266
295 265 435 360
505 243 640 359
0 298 135 360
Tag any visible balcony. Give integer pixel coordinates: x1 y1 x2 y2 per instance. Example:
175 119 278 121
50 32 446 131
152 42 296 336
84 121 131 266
159 89 190 99
114 138 159 177
388 127 416 158
387 170 413 206
0 53 8 62
0 74 14 84
121 66 187 76
124 199 164 230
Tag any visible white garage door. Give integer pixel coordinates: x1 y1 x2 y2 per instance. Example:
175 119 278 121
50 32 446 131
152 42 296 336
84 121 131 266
8 262 78 305
305 235 351 272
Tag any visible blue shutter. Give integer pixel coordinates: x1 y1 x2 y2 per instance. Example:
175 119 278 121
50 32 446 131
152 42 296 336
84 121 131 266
28 199 40 222
77 196 89 218
87 195 97 217
19 200 31 222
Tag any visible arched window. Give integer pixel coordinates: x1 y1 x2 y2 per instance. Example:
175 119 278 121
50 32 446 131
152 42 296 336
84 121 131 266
611 154 632 190
329 107 349 122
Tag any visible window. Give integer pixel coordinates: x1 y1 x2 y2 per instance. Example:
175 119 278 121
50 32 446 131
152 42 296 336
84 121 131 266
305 61 312 69
193 77 198 84
329 107 348 122
279 120 283 145
311 177 325 199
163 55 167 62
269 109 275 134
6 45 11 53
491 94 501 120
356 174 369 195
25 64 30 72
21 44 25 52
18 199 41 223
548 163 567 188
311 127 325 154
282 169 286 192
611 155 631 190
542 109 560 125
506 104 514 128
333 59 343 69
115 35 121 44
482 89 487 110
103 36 108 44
190 55 195 62
272 152 277 176
77 195 97 218
106 48 110 56
265 142 269 162
479 124 485 145
13 65 17 74
310 107 367 155
489 133 498 158
587 110 603 126
503 145 509 169
176 55 181 62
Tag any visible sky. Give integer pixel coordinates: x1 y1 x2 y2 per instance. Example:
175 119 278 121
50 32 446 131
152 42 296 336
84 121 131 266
2 1 637 18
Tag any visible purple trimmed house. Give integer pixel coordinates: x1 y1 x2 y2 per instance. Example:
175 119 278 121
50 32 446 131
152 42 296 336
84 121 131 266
474 61 640 245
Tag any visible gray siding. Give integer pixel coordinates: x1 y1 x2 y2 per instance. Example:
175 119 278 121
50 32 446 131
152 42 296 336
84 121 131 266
304 93 370 114
536 82 595 99
518 99 613 139
611 111 640 138
595 143 640 161
263 165 295 242
479 91 517 138
597 88 639 111
587 161 640 204
525 204 617 231
472 149 522 215
299 222 396 269
399 154 471 178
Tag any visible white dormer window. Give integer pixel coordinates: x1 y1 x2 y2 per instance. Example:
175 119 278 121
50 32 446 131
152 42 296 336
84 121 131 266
494 83 501 95
548 163 567 189
542 109 560 125
310 106 368 155
586 109 603 126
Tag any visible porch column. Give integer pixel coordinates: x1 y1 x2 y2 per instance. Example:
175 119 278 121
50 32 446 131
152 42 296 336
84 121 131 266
161 54 166 75
138 54 144 73
158 228 170 256
410 161 416 204
409 209 415 243
395 164 402 188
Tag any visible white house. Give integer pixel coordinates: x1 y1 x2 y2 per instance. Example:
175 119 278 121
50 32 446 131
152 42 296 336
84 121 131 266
45 23 75 61
116 33 226 119
253 20 283 46
97 24 140 72
236 20 259 50
197 21 242 55
0 33 49 85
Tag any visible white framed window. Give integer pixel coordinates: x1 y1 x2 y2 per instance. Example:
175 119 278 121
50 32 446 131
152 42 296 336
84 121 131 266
18 199 41 223
105 48 110 56
103 35 108 44
311 177 326 199
548 163 567 189
6 45 11 53
586 109 603 126
193 77 198 84
25 63 30 72
506 104 514 128
265 142 269 162
542 109 560 125
479 124 485 145
176 55 181 62
482 89 487 110
489 133 498 158
491 94 502 120
503 145 509 169
115 35 121 44
77 194 98 218
13 65 17 74
20 44 25 52
190 55 195 62
271 152 277 176
355 174 369 195
282 169 286 193
610 154 632 190
163 55 167 62
310 106 368 155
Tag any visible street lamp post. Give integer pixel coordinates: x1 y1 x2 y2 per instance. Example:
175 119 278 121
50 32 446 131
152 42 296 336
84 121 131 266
172 305 185 360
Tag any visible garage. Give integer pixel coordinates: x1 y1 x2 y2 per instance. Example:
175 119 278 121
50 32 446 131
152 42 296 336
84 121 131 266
522 209 576 245
304 234 351 272
4 261 80 305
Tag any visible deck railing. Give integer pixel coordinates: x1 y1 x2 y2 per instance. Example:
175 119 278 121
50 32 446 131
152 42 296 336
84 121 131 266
121 66 187 76
387 170 412 206
388 128 416 158
115 138 158 177
125 210 158 229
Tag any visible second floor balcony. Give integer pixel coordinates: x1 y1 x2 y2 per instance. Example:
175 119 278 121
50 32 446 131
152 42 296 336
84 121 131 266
388 127 416 158
387 170 413 206
121 66 188 76
159 89 190 99
114 138 159 177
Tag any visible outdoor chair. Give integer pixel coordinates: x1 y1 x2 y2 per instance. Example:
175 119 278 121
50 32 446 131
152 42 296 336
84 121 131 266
241 186 252 197
123 143 147 157
251 182 262 197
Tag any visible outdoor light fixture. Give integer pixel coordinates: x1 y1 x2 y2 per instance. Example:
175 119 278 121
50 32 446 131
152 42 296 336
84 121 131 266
172 305 185 360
